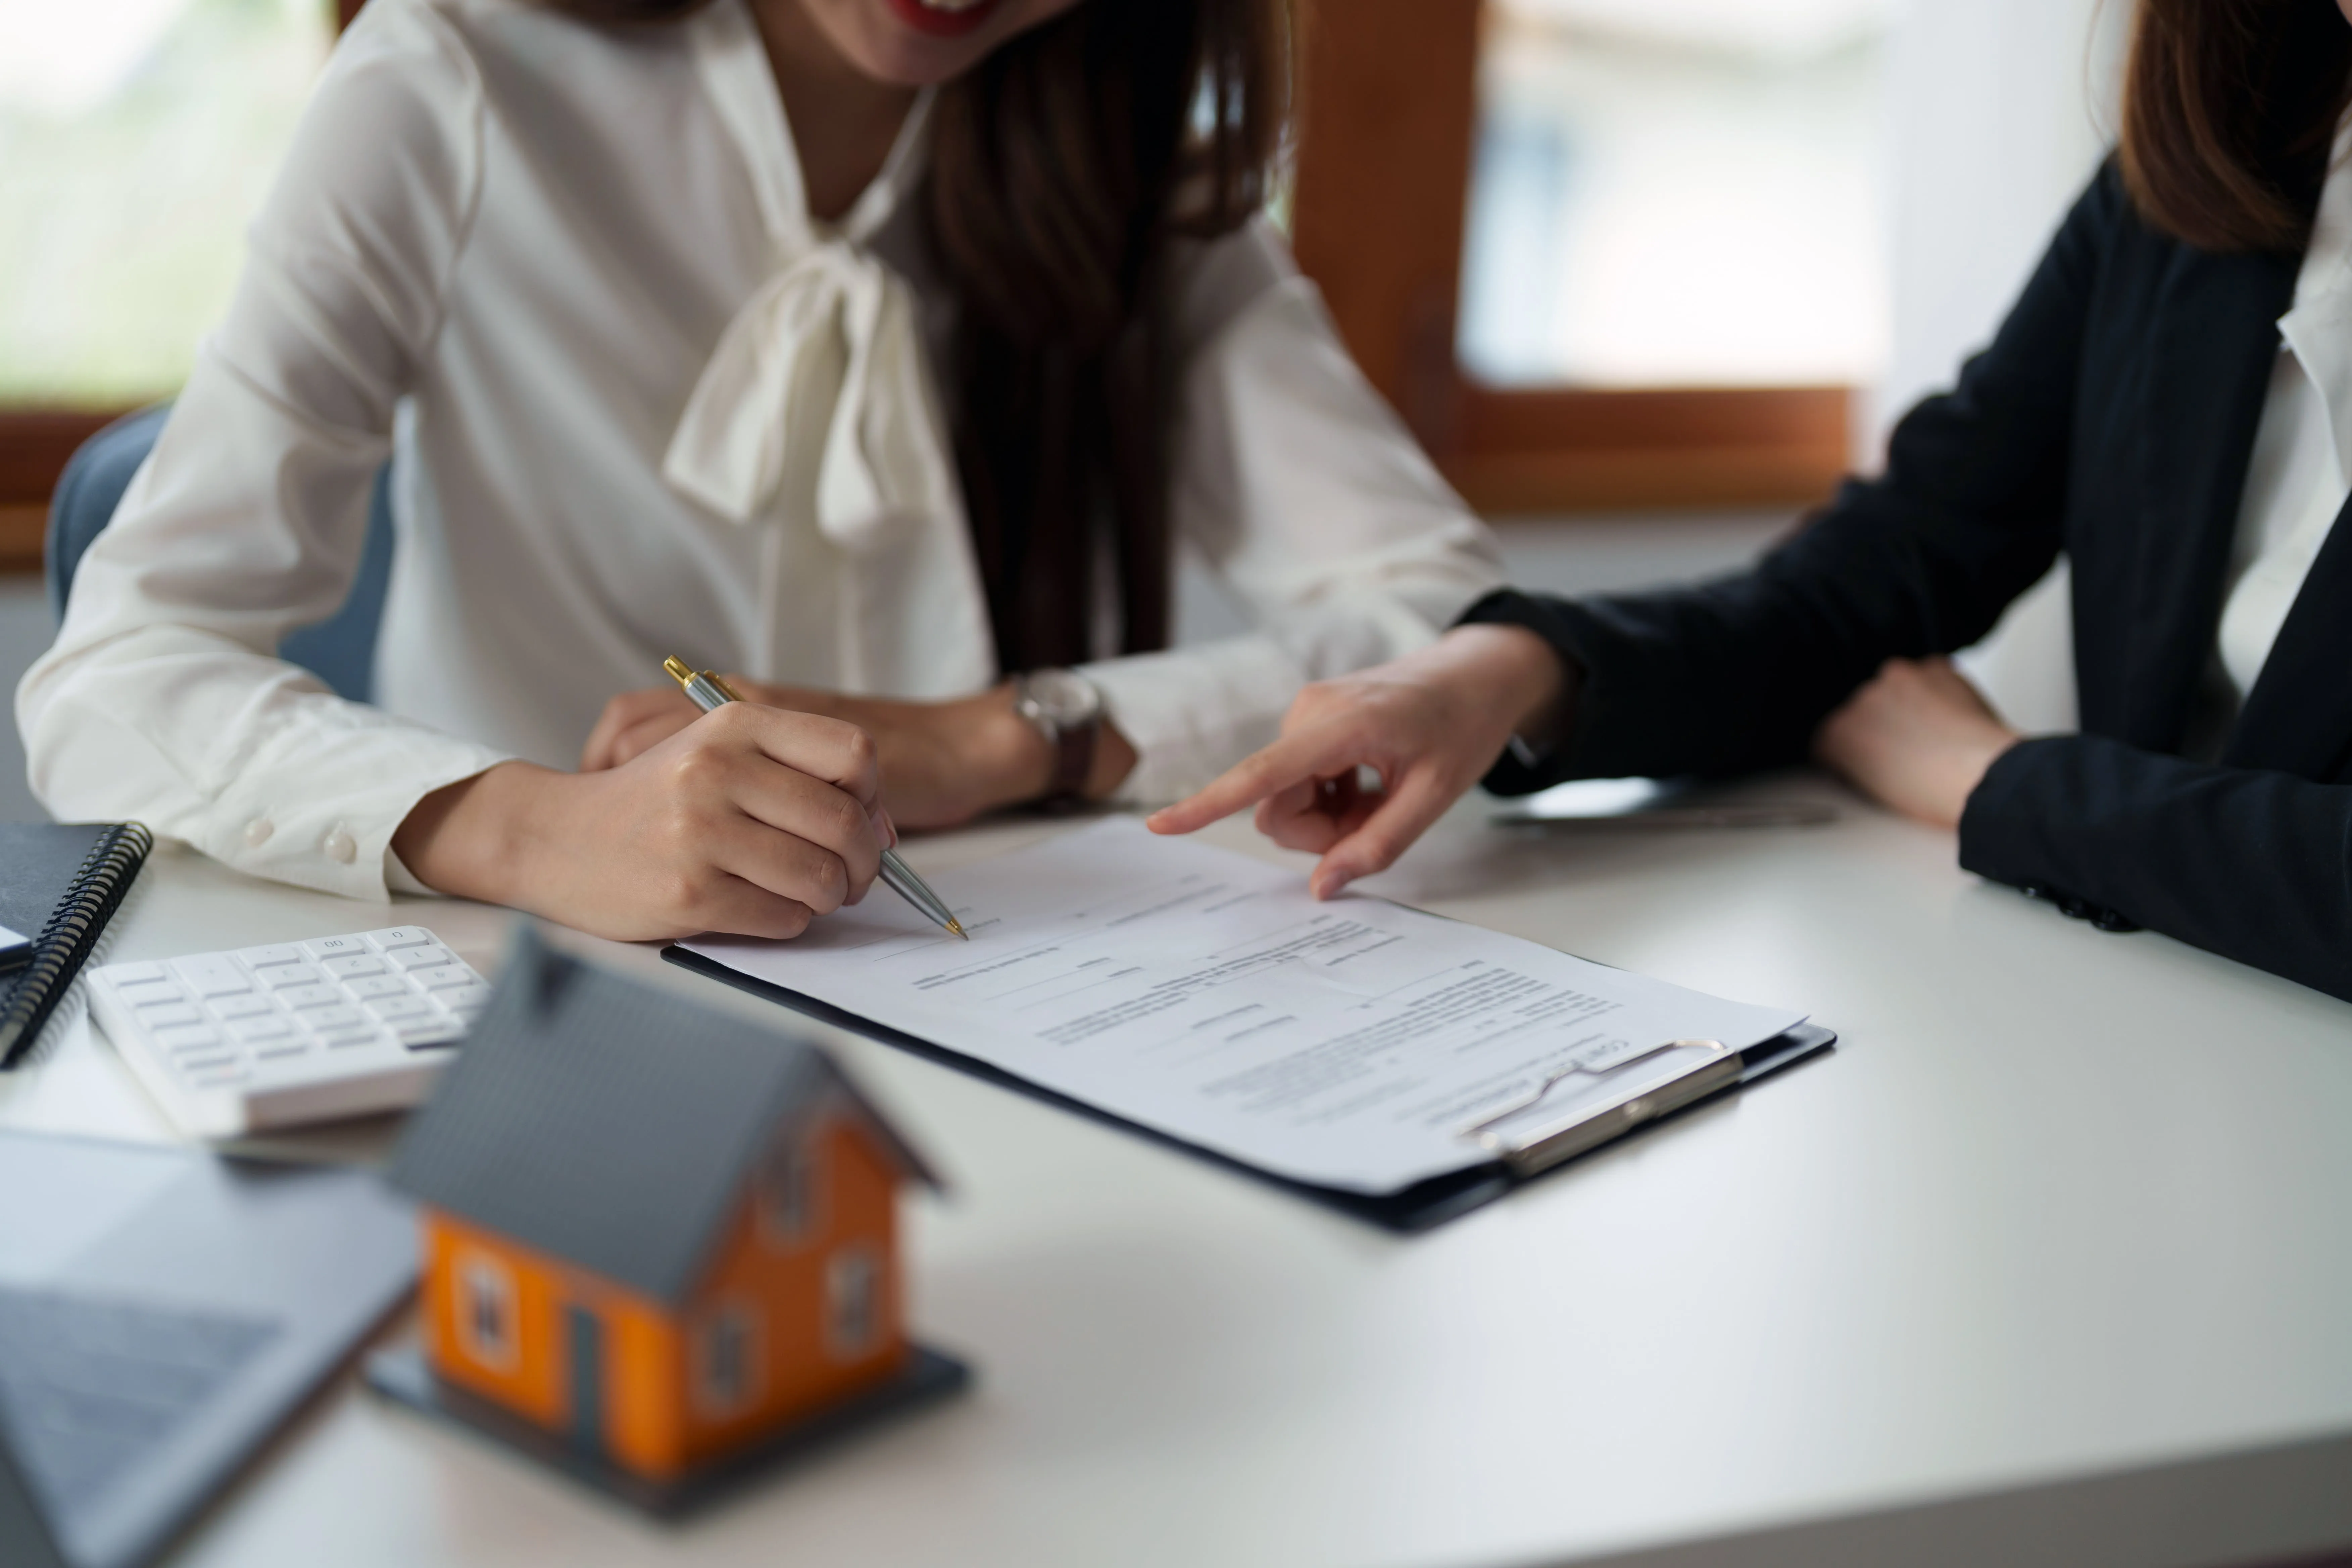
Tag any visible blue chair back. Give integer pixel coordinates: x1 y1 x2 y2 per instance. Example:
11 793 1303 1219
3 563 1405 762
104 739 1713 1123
45 407 395 703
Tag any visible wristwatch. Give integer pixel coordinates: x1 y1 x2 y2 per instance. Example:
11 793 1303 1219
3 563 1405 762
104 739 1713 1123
1011 668 1104 807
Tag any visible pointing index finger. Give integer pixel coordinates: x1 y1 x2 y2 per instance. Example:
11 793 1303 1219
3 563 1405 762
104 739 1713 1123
1147 722 1368 837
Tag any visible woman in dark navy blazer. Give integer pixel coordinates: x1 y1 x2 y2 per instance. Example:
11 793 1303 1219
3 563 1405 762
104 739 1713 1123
1153 0 2352 1005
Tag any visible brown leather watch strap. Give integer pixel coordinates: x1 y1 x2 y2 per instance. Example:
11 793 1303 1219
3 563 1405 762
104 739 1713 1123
1048 714 1098 801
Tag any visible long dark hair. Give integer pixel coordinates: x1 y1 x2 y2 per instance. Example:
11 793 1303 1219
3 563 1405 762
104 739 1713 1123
2119 0 2352 252
547 0 1290 672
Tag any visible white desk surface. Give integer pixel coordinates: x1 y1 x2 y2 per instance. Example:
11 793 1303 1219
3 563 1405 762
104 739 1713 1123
6 780 2351 1568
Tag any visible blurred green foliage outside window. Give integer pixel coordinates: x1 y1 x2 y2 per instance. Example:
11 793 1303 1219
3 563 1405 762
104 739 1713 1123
0 0 332 408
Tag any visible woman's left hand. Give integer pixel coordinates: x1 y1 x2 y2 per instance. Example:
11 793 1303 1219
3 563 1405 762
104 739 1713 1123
1812 655 2021 829
581 678 1133 828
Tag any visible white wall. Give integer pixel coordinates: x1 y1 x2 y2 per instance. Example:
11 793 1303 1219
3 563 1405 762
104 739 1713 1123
1873 0 2130 733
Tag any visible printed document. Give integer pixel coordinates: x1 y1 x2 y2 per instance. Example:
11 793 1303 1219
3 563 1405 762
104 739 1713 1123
685 820 1804 1193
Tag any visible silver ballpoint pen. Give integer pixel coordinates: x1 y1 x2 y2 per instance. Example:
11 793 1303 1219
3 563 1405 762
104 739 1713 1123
663 657 967 940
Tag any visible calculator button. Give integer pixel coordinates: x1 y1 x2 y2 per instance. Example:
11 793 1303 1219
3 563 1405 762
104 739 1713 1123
135 1002 204 1029
129 984 191 1009
254 1042 311 1062
322 953 387 980
368 927 433 950
440 981 494 1011
364 993 433 1023
173 956 253 997
237 944 302 969
108 962 169 985
298 935 369 962
263 964 325 990
277 984 341 1011
231 1014 295 1043
344 974 410 1002
396 1017 466 1048
210 992 278 1021
155 1025 224 1052
303 1004 366 1031
317 1027 381 1050
390 945 455 971
412 965 476 991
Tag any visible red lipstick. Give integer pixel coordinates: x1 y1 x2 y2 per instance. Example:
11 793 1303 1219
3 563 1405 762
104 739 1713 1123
881 0 1001 40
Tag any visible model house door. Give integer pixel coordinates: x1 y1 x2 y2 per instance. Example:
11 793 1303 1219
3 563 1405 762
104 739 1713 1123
566 1304 603 1456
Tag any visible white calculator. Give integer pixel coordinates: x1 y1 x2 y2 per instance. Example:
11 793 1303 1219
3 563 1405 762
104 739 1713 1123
87 926 493 1138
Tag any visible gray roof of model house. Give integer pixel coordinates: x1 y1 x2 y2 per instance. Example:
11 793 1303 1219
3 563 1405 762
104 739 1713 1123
390 925 936 1306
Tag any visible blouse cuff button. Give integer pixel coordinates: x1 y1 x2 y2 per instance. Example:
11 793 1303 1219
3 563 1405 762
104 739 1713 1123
322 823 357 865
243 817 274 848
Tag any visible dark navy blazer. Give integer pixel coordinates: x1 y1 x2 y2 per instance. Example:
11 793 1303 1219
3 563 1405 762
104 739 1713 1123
1464 162 2352 1003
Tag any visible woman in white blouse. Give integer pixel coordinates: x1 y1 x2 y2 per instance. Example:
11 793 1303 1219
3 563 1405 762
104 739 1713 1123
19 0 1502 940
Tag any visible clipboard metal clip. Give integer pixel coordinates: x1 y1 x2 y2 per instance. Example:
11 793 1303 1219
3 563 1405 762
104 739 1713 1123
1455 1038 1739 1176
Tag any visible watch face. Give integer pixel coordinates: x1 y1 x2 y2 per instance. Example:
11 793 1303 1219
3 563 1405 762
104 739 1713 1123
1023 668 1102 728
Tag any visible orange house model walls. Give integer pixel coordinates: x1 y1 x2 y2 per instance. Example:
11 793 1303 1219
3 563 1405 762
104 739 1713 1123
418 1115 908 1481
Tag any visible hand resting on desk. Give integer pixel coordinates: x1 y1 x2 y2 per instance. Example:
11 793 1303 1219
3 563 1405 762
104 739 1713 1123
1810 656 2021 830
392 703 889 942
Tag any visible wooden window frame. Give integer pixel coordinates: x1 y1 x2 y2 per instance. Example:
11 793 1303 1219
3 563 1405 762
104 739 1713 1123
0 412 120 572
1286 0 1853 516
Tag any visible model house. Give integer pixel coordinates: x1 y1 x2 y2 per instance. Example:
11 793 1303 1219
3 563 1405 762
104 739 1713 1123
388 929 939 1483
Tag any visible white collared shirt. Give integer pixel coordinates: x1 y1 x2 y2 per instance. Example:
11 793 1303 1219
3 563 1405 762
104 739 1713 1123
2210 118 2352 739
18 0 1501 900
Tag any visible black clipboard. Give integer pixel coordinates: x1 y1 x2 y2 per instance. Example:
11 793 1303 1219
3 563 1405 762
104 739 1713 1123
662 945 1835 1233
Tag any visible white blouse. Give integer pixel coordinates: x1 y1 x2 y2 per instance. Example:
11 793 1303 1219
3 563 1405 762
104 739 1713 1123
2213 119 2352 731
18 0 1502 901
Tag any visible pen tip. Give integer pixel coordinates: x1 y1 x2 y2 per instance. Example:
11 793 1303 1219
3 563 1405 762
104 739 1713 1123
947 919 968 940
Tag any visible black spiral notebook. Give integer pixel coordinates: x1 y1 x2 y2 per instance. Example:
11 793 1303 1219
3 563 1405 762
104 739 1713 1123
0 822 154 1068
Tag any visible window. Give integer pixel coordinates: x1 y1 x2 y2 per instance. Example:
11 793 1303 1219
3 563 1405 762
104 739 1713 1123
456 1253 516 1370
756 1123 823 1249
694 1303 759 1417
1288 0 1864 512
825 1244 883 1361
0 0 334 409
0 0 337 562
1459 0 1891 390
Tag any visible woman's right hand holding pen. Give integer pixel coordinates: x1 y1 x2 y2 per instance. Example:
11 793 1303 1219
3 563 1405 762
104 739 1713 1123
393 703 891 943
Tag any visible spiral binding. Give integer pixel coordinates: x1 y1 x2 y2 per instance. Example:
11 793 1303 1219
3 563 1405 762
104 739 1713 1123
0 822 155 1066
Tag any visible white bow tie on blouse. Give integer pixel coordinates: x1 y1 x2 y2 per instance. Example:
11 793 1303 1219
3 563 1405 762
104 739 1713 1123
661 238 954 544
666 5 994 697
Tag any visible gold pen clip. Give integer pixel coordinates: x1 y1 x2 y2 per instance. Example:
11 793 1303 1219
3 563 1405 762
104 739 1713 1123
665 657 744 706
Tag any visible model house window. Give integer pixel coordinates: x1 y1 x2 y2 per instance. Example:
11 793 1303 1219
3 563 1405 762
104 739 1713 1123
825 1245 882 1360
696 1304 758 1417
756 1125 822 1248
457 1254 516 1370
